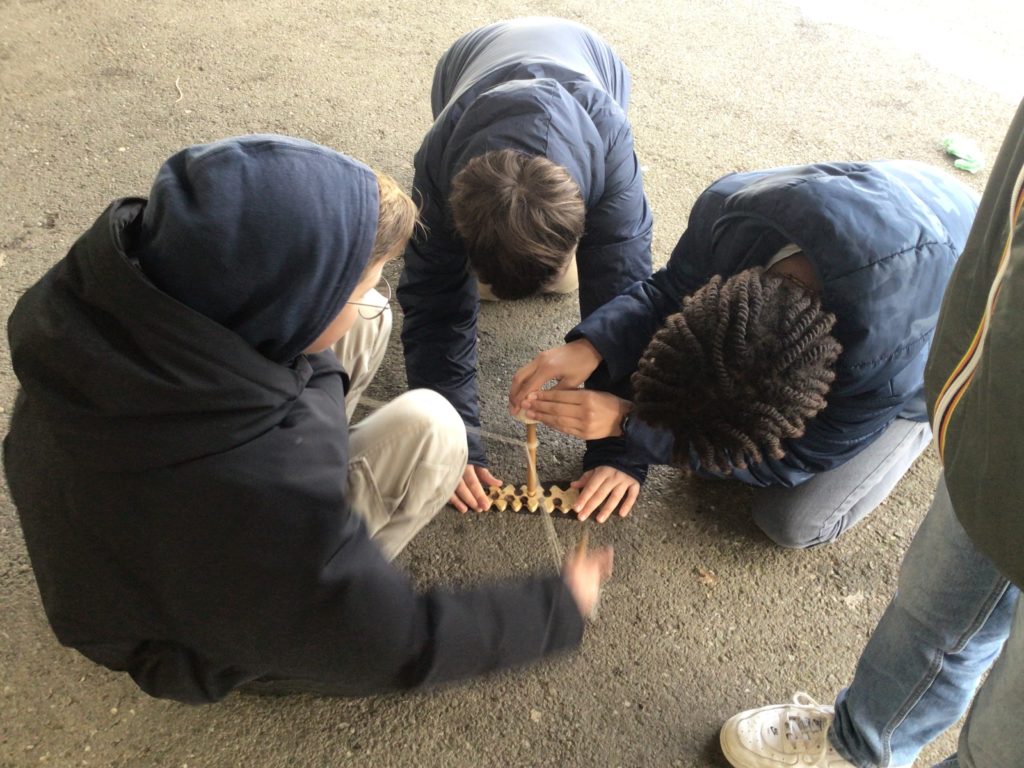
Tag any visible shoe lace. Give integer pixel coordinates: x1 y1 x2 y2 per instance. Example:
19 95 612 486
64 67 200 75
776 692 833 759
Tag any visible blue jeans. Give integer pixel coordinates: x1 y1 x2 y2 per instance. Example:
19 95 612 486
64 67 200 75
752 418 931 548
829 474 1022 767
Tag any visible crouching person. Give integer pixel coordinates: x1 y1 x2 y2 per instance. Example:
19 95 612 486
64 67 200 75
3 135 612 703
511 161 978 547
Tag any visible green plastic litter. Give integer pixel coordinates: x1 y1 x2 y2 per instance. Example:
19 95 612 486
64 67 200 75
942 134 984 174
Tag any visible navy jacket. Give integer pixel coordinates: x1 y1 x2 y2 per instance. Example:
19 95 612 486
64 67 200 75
398 18 653 465
4 137 583 704
570 161 978 486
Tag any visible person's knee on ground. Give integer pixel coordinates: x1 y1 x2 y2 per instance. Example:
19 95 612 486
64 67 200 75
751 505 845 549
392 388 466 473
452 149 583 300
750 419 932 549
366 389 467 512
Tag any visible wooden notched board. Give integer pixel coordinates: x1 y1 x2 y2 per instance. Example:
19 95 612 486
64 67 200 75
486 484 579 516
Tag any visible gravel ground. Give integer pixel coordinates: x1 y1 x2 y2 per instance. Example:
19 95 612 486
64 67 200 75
1 1 1020 766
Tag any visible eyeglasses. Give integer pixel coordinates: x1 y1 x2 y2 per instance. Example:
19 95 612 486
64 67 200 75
347 276 393 320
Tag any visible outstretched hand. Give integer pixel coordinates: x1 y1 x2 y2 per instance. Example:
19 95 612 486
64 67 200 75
562 537 614 619
509 338 603 413
523 389 632 441
449 464 502 513
571 467 640 523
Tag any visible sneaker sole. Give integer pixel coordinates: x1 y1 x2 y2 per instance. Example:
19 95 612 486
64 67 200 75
719 715 760 768
718 706 840 768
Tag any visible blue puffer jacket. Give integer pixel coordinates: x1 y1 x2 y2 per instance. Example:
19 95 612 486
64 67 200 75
570 161 978 486
397 18 653 466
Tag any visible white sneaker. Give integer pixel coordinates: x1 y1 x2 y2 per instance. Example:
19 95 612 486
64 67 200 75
720 692 860 767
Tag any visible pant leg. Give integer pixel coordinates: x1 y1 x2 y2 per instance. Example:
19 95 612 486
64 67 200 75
347 389 467 561
331 292 465 558
828 474 1017 767
751 418 931 548
953 591 1024 768
332 289 390 422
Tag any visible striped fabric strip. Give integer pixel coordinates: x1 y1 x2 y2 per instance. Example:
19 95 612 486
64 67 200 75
932 164 1024 460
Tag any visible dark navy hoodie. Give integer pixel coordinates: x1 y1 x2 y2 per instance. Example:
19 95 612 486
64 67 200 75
570 161 979 487
4 135 582 703
398 18 653 467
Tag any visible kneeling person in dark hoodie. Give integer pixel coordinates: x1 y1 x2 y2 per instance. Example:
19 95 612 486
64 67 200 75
398 18 653 517
510 161 978 546
3 135 613 704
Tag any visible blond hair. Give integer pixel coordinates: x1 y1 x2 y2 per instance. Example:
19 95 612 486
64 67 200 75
368 171 419 271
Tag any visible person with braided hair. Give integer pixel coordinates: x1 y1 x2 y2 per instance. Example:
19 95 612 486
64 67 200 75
631 267 842 477
510 161 978 546
719 97 1024 768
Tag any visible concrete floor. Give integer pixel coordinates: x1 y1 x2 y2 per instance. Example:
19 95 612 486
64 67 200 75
1 1 1020 766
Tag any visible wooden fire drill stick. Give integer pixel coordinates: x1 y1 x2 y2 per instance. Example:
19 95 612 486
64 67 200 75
526 422 539 496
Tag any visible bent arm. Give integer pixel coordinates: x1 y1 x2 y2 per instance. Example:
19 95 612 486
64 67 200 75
571 186 730 383
575 120 653 321
241 530 584 694
397 181 487 465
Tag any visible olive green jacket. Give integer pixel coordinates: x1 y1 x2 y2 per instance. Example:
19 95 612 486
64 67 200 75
925 99 1024 589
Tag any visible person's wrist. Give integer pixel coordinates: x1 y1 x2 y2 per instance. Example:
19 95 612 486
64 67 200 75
564 573 596 619
613 400 633 438
571 337 603 368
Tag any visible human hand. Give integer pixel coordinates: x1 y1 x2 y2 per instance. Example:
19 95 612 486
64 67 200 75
562 535 614 619
523 389 631 440
449 464 503 513
570 467 641 523
508 339 603 413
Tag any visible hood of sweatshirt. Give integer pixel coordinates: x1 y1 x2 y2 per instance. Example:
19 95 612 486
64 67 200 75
136 134 378 363
441 75 607 209
7 135 378 471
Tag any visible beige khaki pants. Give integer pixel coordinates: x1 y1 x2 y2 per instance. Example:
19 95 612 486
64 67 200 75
333 291 467 561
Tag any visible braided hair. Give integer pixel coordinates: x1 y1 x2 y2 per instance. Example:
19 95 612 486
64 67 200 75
631 267 842 474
